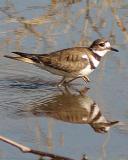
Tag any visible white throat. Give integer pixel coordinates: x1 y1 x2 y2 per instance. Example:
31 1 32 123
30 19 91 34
92 49 109 57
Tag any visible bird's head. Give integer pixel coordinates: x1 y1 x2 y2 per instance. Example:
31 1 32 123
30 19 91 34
90 38 119 57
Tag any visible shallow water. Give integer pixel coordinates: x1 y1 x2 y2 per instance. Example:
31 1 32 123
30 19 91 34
0 0 128 160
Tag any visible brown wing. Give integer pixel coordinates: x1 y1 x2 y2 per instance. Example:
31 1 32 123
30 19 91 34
38 47 90 73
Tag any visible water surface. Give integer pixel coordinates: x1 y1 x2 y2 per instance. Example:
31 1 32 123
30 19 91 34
0 0 128 160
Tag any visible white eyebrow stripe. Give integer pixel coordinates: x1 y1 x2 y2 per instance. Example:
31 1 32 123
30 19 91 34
105 42 110 48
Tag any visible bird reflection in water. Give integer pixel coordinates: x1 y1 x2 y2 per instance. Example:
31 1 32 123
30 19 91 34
18 88 119 133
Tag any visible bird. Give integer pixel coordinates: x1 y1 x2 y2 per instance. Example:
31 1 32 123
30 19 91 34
4 38 119 86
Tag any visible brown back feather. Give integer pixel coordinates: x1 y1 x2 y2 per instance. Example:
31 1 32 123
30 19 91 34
38 47 90 73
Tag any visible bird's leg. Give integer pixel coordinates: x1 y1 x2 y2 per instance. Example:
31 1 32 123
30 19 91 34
65 76 90 84
58 76 90 87
58 77 67 87
82 76 90 83
64 77 77 84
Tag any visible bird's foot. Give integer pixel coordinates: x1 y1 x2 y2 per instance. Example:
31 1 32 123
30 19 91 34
58 82 70 89
79 87 90 95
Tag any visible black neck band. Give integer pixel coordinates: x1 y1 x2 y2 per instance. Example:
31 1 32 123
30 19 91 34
89 48 102 61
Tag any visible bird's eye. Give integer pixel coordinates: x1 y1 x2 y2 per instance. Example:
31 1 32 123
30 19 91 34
99 43 105 47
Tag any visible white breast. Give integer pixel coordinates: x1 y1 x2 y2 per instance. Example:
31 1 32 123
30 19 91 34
79 55 100 76
90 55 100 68
79 64 94 76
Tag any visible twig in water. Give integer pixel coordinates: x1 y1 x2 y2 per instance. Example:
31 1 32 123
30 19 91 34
0 135 75 160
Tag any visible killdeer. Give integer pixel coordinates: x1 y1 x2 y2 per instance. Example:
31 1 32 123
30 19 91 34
4 38 118 86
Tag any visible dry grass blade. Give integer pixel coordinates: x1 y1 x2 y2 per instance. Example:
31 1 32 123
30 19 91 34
21 14 53 25
108 0 128 42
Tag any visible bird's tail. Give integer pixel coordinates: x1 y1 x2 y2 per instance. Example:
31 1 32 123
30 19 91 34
4 52 40 64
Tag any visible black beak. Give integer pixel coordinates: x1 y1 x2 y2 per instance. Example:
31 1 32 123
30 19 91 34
110 47 119 52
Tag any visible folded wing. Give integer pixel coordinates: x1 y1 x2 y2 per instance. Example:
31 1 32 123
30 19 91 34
38 47 89 73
